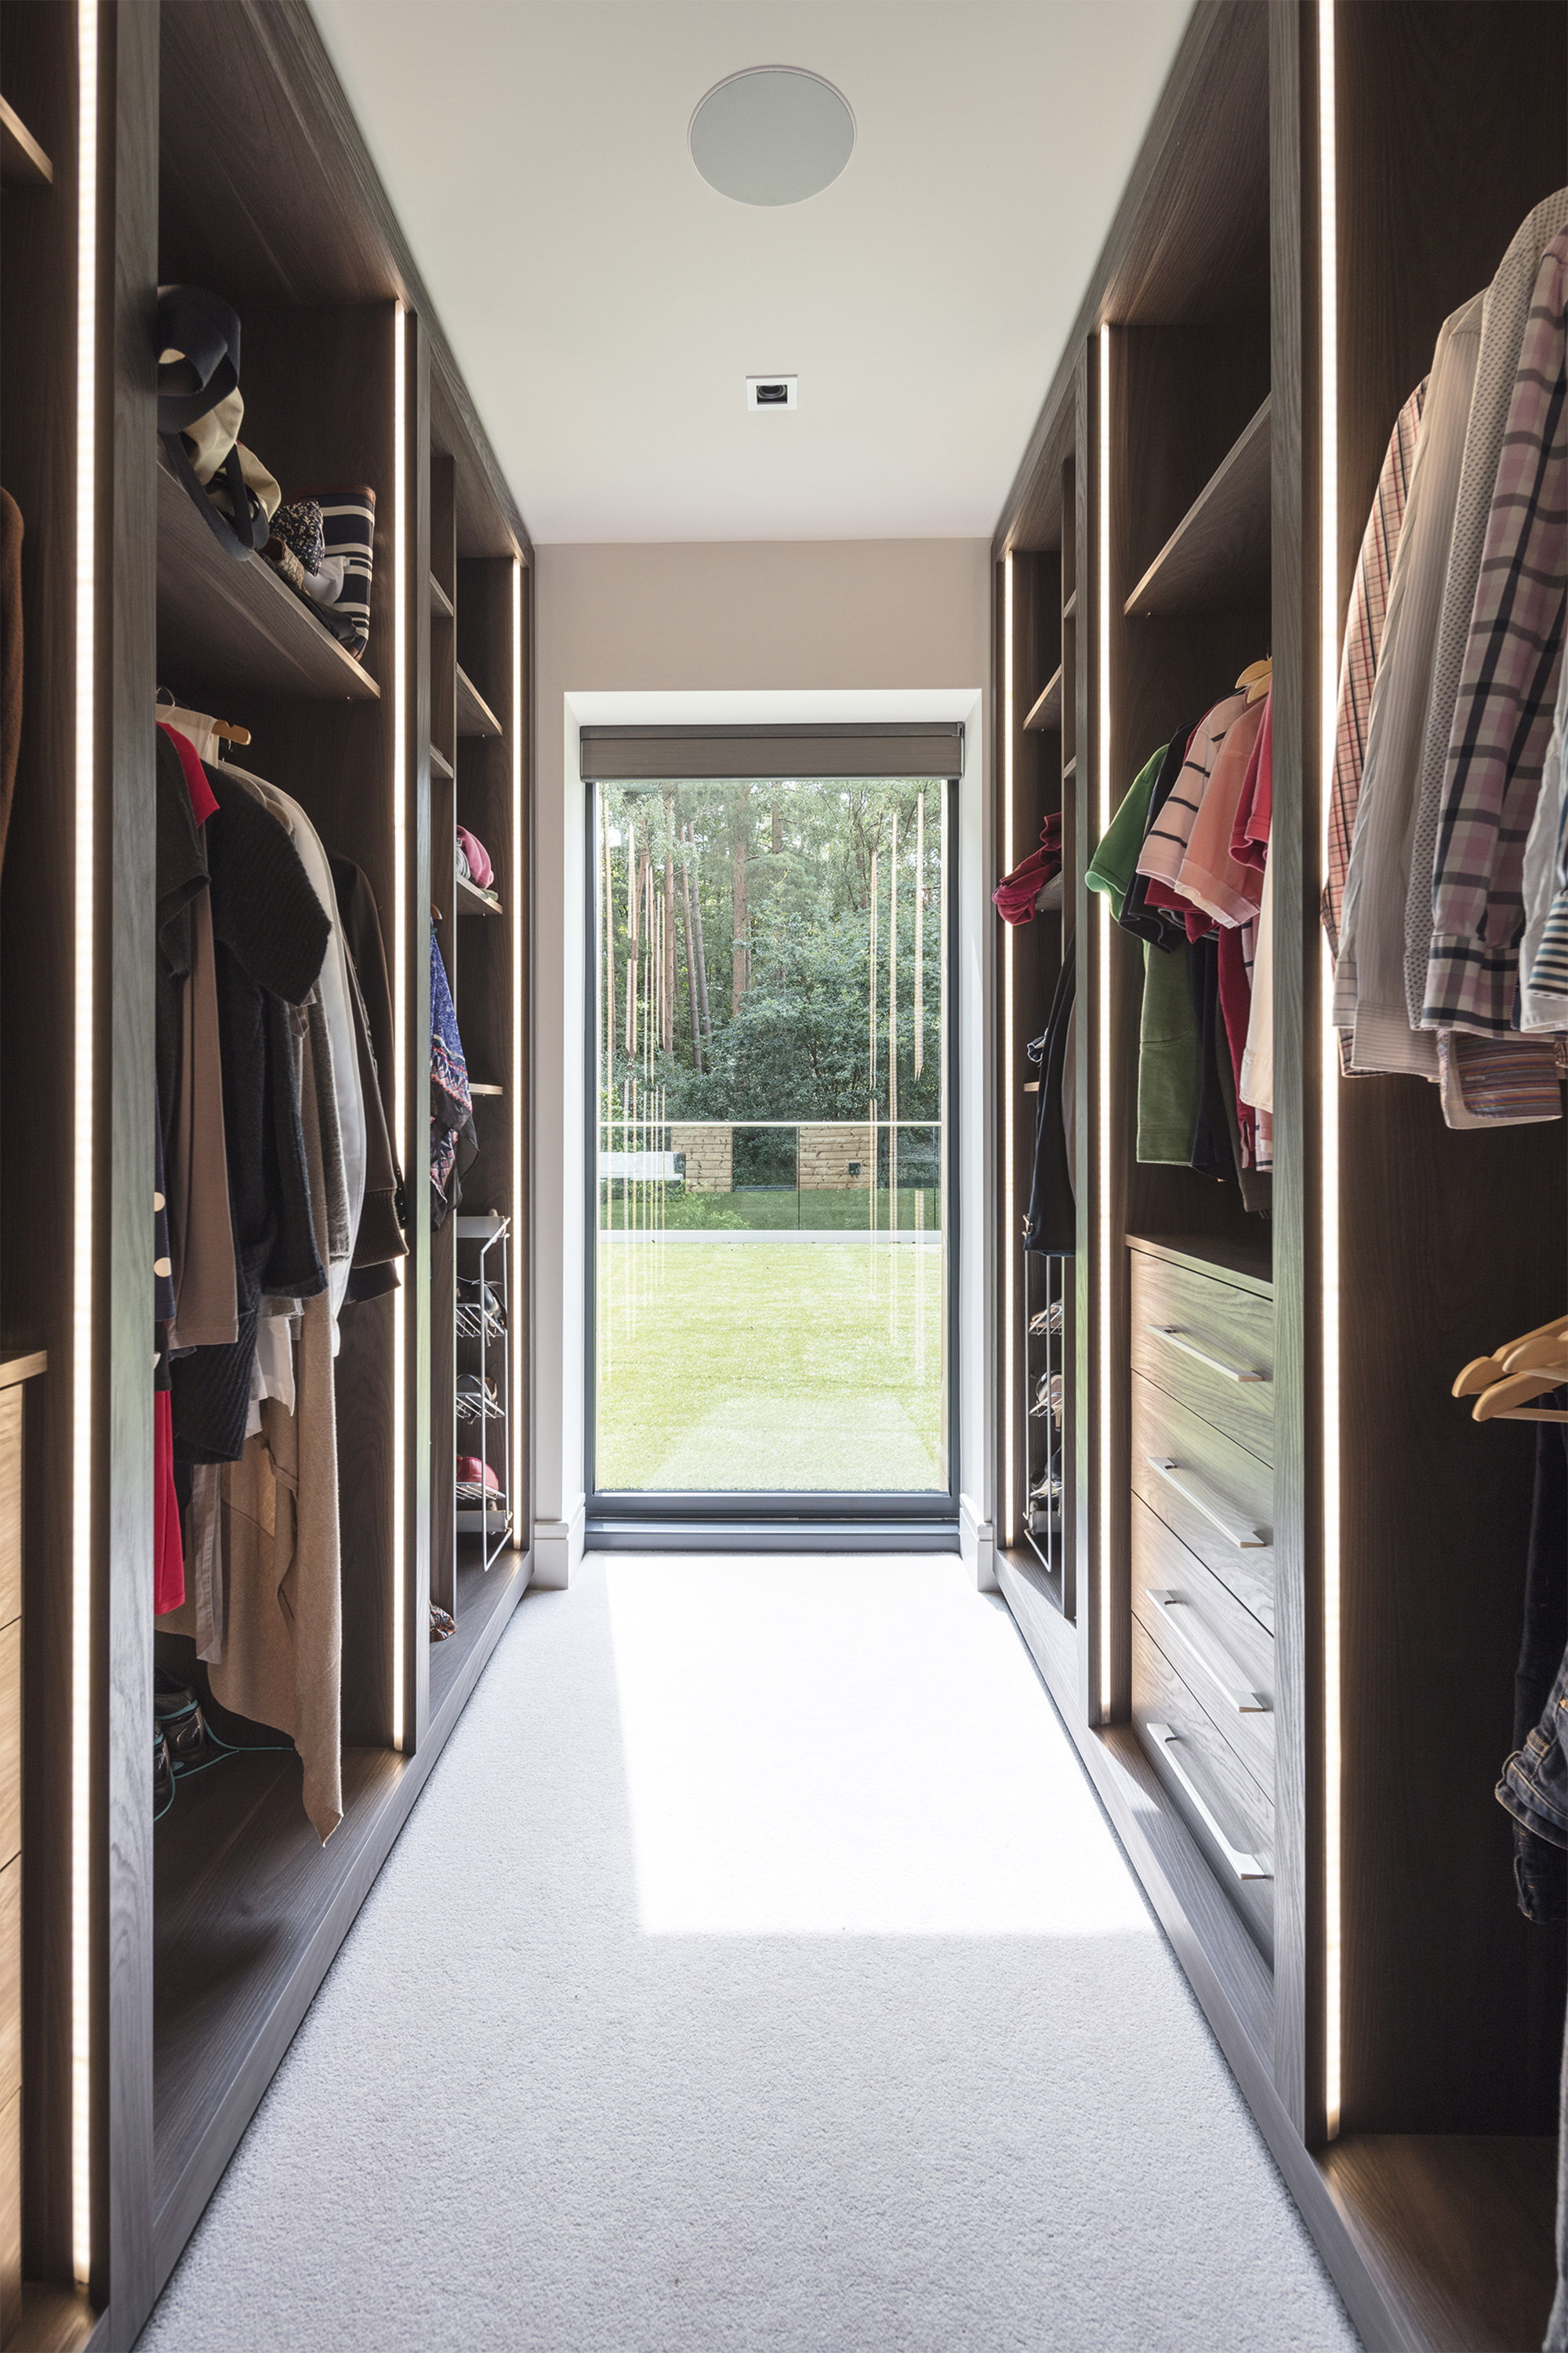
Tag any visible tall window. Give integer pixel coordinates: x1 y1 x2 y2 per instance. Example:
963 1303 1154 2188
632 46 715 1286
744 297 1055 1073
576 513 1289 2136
591 776 951 1501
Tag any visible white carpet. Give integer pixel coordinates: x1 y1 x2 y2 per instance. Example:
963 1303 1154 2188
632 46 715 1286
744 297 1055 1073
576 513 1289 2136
137 1554 1360 2351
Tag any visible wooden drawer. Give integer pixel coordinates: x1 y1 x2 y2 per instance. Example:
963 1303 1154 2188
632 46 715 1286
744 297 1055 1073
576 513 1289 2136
1132 1615 1274 1960
0 1858 16 2113
1131 1372 1275 1630
0 1623 15 1872
1131 1247 1273 1465
0 1390 18 1633
1131 1492 1274 1791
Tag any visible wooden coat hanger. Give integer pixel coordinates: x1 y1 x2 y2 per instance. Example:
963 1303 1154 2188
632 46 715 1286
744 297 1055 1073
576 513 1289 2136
1235 656 1272 706
1453 1313 1568 1397
1455 1313 1568 1423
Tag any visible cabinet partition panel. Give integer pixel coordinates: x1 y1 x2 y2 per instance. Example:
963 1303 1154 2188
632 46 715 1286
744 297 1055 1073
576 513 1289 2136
0 6 535 2348
993 4 1568 2346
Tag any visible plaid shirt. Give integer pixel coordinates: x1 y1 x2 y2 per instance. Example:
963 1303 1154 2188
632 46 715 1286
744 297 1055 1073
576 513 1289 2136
1425 227 1568 1031
1323 382 1425 955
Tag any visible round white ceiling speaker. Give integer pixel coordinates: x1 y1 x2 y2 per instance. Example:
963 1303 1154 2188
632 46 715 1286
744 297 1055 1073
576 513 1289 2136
689 67 855 207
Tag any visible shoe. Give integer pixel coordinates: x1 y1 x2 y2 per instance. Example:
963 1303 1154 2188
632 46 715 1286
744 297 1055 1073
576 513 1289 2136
456 1454 500 1493
456 1372 499 1420
430 1604 456 1643
154 1668 214 1772
154 1729 173 1819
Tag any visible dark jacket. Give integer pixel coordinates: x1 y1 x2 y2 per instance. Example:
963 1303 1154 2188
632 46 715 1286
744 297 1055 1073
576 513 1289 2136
330 854 408 1302
171 762 329 1462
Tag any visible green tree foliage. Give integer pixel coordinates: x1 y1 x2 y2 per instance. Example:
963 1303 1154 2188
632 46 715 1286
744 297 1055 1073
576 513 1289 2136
598 777 944 1124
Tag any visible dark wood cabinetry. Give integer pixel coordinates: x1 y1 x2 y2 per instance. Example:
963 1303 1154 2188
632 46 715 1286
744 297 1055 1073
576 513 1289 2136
0 6 533 2345
993 5 1568 2344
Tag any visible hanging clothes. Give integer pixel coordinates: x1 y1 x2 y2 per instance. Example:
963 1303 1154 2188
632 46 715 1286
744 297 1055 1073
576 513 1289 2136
1177 693 1268 930
1404 187 1568 1030
153 1101 184 1617
1421 224 1568 1037
211 1004 343 1843
1023 942 1075 1255
1334 304 1481 1077
332 855 408 1301
1085 751 1163 918
169 760 328 1465
1137 934 1202 1165
1322 381 1427 955
158 724 239 1349
227 765 367 1330
1120 723 1197 949
1134 694 1247 902
430 929 476 1229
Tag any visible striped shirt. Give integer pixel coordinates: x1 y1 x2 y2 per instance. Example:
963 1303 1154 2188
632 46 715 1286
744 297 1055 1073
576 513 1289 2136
1323 383 1426 953
1134 693 1247 888
1406 187 1568 1026
1424 226 1568 1032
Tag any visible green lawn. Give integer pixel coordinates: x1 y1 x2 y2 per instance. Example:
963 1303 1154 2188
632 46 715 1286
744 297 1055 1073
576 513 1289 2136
595 1237 946 1493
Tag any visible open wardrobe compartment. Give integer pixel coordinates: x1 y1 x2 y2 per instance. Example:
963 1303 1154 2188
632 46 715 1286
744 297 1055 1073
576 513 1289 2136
993 4 1568 2346
0 3 532 2344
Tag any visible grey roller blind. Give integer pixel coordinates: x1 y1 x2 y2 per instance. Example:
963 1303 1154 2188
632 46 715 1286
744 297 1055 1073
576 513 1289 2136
579 722 964 783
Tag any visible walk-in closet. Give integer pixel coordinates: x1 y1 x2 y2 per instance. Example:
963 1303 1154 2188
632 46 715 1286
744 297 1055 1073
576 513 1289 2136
993 4 1568 2345
0 4 532 2344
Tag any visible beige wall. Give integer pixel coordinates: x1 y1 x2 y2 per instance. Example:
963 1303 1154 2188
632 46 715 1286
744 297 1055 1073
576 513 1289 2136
532 538 993 1587
537 539 990 698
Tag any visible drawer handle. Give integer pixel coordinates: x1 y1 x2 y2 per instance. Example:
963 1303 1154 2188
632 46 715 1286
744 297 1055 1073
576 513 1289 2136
1146 1722 1273 1880
1147 1324 1270 1384
1145 1457 1268 1550
1147 1591 1269 1714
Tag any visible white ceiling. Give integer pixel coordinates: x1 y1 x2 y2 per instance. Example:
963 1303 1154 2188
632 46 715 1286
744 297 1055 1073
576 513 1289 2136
312 1 1191 546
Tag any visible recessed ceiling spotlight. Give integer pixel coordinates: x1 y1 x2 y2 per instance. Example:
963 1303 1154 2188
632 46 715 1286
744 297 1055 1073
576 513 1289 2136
690 67 855 207
746 376 797 412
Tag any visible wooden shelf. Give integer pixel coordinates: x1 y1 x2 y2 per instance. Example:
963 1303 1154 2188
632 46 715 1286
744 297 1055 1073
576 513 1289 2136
157 454 379 703
1024 666 1062 733
0 95 53 185
1062 588 1078 622
429 572 455 620
456 664 502 739
456 871 502 918
430 743 454 783
1124 395 1272 617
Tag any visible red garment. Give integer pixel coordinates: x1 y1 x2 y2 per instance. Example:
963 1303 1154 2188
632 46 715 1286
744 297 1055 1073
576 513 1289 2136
1229 692 1272 871
992 841 1062 924
153 1390 185 1614
158 721 219 824
1217 927 1255 1160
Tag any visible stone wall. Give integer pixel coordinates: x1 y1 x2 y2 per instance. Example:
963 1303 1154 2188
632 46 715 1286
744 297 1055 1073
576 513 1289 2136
798 1124 873 1189
670 1123 733 1192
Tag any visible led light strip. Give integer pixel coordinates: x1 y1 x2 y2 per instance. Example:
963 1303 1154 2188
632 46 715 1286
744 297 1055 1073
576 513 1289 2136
510 559 524 1535
1097 323 1113 1719
1317 0 1342 2143
1003 554 1016 1549
71 0 98 2288
390 302 408 1750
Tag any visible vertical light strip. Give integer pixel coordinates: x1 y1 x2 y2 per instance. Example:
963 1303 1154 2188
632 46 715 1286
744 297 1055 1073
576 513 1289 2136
510 560 524 1536
1317 0 1342 2143
390 302 408 1751
1003 554 1016 1547
1096 323 1114 1719
71 0 98 2289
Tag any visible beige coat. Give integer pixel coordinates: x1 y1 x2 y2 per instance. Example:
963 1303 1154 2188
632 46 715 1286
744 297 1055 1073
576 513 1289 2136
211 1009 343 1841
